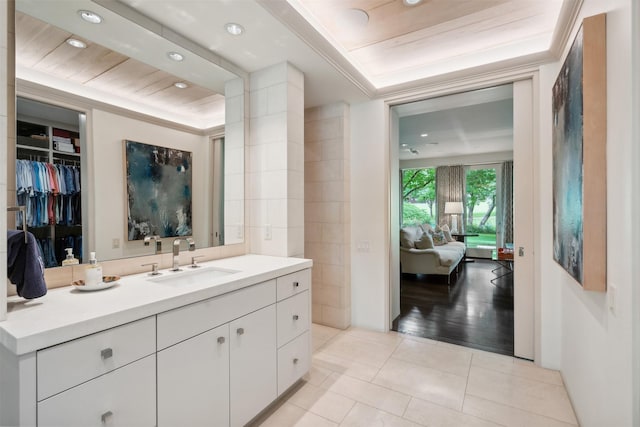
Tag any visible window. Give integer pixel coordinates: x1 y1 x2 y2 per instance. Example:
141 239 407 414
465 166 497 250
401 168 436 226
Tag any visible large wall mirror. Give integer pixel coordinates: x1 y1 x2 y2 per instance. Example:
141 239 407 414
12 0 245 264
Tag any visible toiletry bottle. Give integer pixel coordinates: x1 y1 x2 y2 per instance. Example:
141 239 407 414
61 248 79 266
85 252 103 286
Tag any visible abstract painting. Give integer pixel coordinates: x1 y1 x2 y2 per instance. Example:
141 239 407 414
125 140 192 241
552 14 606 291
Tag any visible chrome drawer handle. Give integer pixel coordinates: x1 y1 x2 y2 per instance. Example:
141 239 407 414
293 358 299 365
293 281 299 287
217 336 225 344
293 314 299 321
237 328 244 335
101 348 113 359
101 410 113 423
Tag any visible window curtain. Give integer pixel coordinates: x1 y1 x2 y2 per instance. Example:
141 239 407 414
436 165 465 229
500 161 514 244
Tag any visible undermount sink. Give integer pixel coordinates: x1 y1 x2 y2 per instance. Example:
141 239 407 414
149 266 239 286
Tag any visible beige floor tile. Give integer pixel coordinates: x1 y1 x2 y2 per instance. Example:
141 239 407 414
466 366 578 425
401 334 441 346
312 351 380 382
463 395 578 427
320 372 411 416
287 382 356 423
256 402 337 427
317 333 396 368
343 327 405 348
392 338 472 377
437 341 475 353
339 402 421 427
303 364 334 386
372 358 467 411
312 323 341 350
471 351 563 386
404 397 502 427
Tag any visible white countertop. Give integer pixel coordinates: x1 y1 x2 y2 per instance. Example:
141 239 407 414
0 254 312 355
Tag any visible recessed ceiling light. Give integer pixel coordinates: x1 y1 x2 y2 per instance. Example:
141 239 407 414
343 9 369 27
403 0 423 5
401 143 408 147
167 52 184 62
78 10 103 24
174 82 188 89
420 133 429 137
66 38 87 49
225 23 244 36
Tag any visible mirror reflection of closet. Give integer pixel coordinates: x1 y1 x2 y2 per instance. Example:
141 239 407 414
15 97 87 267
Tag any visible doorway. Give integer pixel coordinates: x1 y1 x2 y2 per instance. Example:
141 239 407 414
390 81 534 359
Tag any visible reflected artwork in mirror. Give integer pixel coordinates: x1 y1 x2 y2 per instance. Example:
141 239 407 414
125 140 193 241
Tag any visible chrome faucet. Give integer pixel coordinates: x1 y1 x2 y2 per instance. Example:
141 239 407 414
172 237 195 271
143 235 162 254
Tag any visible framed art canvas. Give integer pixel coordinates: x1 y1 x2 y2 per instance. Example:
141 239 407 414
125 139 193 241
552 14 607 291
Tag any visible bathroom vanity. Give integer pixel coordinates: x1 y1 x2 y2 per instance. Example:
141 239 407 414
0 254 312 426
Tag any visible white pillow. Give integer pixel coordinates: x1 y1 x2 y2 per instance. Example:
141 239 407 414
400 229 415 248
438 224 455 242
414 231 434 249
420 223 434 234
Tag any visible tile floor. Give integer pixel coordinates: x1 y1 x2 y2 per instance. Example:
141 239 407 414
255 324 578 427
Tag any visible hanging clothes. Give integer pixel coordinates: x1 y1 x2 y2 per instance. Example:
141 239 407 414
15 160 81 227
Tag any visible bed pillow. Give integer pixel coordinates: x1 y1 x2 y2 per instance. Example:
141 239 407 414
430 230 447 246
414 231 434 249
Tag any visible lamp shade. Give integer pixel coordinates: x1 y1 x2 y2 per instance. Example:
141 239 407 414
444 201 463 214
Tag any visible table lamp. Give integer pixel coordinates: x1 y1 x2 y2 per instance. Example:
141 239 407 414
444 202 464 233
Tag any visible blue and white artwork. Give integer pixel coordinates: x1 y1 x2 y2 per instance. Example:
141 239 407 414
552 26 583 285
125 140 192 241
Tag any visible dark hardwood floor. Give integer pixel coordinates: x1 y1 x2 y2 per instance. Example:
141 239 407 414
392 259 514 356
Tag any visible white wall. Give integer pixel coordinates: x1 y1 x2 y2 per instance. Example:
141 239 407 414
538 0 634 425
350 100 389 331
399 151 513 170
90 109 210 260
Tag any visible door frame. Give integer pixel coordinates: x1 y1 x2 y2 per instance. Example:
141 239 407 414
386 71 539 361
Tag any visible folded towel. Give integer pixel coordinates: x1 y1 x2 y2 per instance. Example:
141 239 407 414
7 230 48 299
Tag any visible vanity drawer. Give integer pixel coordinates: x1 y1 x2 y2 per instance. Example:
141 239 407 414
157 280 276 350
38 354 156 427
276 269 311 301
37 316 155 401
277 290 309 347
277 331 310 396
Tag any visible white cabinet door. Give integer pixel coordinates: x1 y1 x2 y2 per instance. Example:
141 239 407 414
157 324 229 427
229 305 277 427
37 355 155 427
277 331 310 395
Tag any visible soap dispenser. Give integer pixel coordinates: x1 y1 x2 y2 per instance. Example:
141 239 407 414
61 248 79 266
85 252 103 286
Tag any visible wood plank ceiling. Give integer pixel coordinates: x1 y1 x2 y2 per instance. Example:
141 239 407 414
292 0 563 87
15 12 224 122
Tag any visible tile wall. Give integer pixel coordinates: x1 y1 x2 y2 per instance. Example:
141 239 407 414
223 77 246 245
304 103 351 329
248 62 304 257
